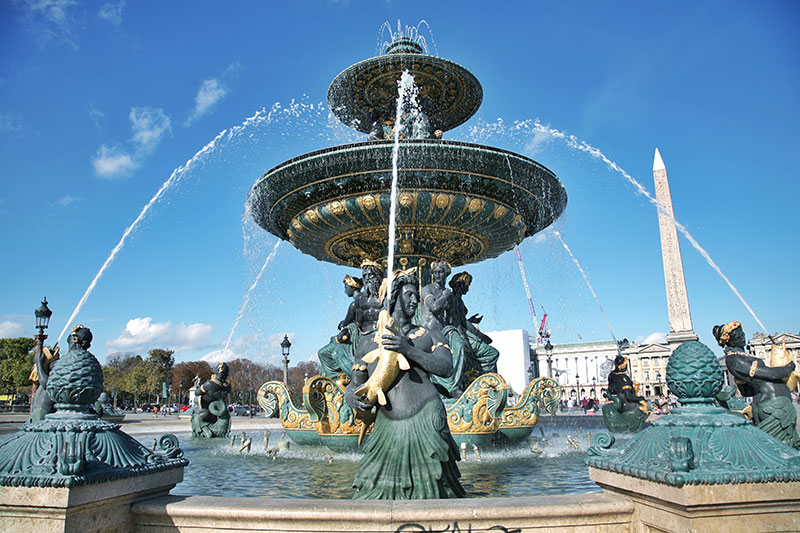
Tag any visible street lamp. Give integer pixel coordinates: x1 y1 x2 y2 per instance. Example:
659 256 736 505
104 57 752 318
544 339 553 378
31 298 52 413
281 334 292 385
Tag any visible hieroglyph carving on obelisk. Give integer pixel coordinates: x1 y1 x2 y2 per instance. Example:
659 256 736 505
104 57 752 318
653 148 697 343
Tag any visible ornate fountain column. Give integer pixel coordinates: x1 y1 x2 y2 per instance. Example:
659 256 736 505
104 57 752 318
653 148 698 347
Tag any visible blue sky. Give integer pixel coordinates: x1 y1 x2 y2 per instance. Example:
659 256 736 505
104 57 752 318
1 1 798 367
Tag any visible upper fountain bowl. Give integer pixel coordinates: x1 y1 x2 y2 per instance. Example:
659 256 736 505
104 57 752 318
248 139 566 272
327 41 482 134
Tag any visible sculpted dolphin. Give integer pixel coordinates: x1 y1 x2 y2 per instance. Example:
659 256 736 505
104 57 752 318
353 309 410 444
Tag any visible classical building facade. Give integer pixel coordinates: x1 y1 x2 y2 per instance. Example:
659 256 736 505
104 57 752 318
532 338 672 401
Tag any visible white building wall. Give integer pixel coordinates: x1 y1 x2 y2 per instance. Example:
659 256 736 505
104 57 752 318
485 329 530 396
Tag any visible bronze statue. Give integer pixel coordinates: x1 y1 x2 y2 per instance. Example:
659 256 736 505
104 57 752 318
354 259 384 332
191 362 232 438
29 328 86 422
601 354 648 433
713 321 800 449
419 261 452 333
318 275 363 378
436 271 499 397
345 268 465 499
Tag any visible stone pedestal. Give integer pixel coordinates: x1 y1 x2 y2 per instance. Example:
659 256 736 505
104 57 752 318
590 468 800 533
0 467 183 533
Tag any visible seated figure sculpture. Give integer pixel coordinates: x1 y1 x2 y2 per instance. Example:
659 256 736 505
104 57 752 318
191 362 232 438
713 320 800 449
601 354 649 433
345 268 465 499
317 275 363 379
439 271 499 397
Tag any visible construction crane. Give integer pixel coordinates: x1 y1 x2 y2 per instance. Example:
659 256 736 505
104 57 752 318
514 245 541 345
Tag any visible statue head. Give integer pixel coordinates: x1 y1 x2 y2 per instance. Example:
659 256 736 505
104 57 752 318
68 324 93 350
343 275 363 297
388 268 419 318
449 271 472 294
613 354 629 372
360 259 384 291
712 321 744 349
431 261 452 284
215 362 229 381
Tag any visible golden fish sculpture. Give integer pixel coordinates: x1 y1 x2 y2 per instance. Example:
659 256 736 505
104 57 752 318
770 343 800 392
353 309 411 444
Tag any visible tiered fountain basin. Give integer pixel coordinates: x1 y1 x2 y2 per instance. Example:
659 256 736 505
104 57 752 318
248 139 566 274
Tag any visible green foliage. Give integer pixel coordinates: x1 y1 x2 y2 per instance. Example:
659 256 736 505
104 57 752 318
172 361 212 399
0 337 36 393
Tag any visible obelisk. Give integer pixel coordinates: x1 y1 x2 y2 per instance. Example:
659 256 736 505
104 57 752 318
653 148 698 346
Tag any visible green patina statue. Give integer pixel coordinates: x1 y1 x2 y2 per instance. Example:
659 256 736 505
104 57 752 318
191 362 232 438
318 275 363 379
443 272 499 396
713 320 800 449
345 268 465 499
601 354 649 433
0 324 186 487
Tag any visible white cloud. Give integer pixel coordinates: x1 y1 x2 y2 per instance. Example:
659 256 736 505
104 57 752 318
637 331 667 345
201 348 235 365
18 0 80 50
185 63 242 126
97 1 124 25
93 144 138 178
91 106 170 178
54 194 80 207
106 317 214 352
129 107 171 151
0 319 26 337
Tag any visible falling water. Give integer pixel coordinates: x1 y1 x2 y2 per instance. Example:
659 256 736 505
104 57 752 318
223 239 281 354
553 230 619 347
385 70 419 303
57 101 320 343
469 118 768 334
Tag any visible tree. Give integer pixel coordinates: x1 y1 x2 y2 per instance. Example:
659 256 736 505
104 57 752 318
288 360 321 404
0 337 36 395
102 352 145 404
172 361 212 404
146 349 174 402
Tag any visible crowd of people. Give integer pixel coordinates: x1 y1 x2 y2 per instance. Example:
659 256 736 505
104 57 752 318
557 392 680 415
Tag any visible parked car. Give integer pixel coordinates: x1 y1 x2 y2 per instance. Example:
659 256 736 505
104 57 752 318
233 405 256 416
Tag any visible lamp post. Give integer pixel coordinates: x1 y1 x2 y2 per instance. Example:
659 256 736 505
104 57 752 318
31 298 53 414
544 339 553 378
576 372 580 398
281 334 292 385
592 376 596 398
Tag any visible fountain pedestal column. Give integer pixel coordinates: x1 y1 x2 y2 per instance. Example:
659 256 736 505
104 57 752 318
0 468 183 533
590 469 800 532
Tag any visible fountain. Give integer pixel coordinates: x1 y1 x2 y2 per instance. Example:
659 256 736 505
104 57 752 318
2 26 799 533
249 34 564 454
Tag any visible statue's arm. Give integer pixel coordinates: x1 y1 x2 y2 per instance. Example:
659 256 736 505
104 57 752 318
384 328 453 378
344 366 372 411
338 301 358 330
726 355 793 382
34 350 49 389
423 289 451 314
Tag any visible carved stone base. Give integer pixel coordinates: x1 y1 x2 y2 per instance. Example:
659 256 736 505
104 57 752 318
590 467 800 533
0 467 183 533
